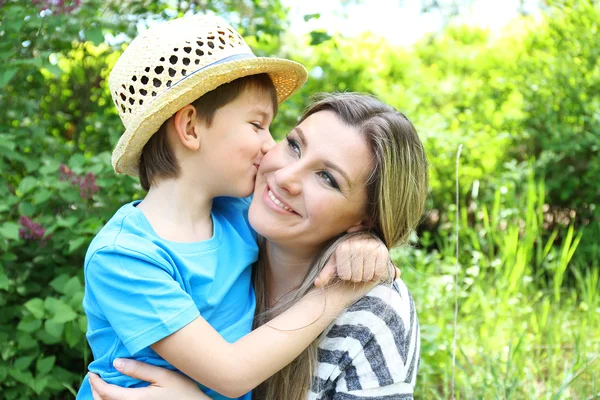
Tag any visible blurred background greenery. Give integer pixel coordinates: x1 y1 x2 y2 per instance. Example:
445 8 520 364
0 0 598 398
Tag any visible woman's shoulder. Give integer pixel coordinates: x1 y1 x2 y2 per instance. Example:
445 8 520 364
320 277 419 363
336 278 417 331
313 278 420 395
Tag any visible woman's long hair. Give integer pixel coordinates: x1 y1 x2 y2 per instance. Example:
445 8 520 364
253 92 429 399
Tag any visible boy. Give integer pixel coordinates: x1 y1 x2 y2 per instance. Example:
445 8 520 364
77 14 390 399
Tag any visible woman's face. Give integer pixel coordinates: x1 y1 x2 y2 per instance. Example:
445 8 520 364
249 110 373 253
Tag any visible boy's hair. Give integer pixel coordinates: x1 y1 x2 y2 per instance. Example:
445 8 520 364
139 73 278 191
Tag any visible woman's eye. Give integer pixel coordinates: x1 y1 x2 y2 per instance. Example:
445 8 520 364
286 137 301 155
317 171 340 190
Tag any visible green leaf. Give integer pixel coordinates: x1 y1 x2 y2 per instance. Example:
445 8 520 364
65 322 83 348
63 276 82 297
303 13 321 21
39 159 61 175
44 297 60 314
24 298 45 319
32 189 52 205
56 216 79 228
17 334 37 350
68 237 87 254
309 30 332 46
0 265 9 290
44 320 64 338
14 355 35 371
0 222 19 241
78 315 88 333
43 64 62 78
0 137 16 151
50 301 77 324
49 274 70 294
36 356 55 375
17 318 42 333
0 68 17 87
17 176 38 196
30 376 48 395
9 368 33 384
85 27 104 46
69 291 84 310
59 189 80 204
18 201 35 216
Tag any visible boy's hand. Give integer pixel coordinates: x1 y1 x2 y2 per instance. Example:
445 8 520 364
314 235 399 287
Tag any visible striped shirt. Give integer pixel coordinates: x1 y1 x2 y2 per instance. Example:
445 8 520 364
308 278 420 399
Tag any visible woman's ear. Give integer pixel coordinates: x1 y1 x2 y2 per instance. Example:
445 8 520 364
346 217 371 233
173 105 201 151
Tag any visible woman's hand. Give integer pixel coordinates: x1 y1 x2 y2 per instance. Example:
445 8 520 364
88 359 209 400
315 234 399 287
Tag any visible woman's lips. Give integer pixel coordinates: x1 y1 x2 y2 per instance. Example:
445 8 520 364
262 185 298 215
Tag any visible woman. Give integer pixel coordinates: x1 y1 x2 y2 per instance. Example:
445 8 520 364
89 92 428 399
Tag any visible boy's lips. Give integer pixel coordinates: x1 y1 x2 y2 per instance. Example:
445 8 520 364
263 184 299 215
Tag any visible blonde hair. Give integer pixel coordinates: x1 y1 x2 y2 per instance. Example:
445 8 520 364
253 92 428 399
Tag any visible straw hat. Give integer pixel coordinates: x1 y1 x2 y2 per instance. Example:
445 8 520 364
108 14 307 176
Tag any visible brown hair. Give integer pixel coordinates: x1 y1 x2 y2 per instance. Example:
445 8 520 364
138 73 278 191
254 92 428 400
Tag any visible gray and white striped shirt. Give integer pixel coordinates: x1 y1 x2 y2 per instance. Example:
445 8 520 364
308 279 420 399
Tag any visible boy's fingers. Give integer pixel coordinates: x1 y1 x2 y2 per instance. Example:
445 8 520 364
363 250 376 282
316 253 337 287
114 359 163 384
394 266 401 279
351 251 364 282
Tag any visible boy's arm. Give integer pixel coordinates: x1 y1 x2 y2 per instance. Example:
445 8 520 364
151 280 373 398
86 245 373 398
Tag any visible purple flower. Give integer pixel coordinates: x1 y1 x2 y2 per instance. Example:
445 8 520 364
58 165 99 199
79 172 99 199
19 215 49 245
58 164 74 181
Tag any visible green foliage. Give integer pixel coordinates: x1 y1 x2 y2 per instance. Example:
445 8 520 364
398 170 599 398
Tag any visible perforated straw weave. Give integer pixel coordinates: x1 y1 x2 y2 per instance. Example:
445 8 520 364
108 14 307 176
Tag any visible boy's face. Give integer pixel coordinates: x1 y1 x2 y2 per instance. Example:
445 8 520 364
197 85 276 198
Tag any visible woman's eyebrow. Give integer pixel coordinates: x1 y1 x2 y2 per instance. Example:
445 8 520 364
324 161 351 189
293 127 307 145
294 126 352 189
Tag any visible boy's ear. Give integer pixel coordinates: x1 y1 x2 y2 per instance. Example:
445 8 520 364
173 105 201 151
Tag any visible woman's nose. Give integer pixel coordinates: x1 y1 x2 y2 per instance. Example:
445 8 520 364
274 164 302 196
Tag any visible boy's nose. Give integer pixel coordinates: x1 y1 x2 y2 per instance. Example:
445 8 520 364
261 134 276 154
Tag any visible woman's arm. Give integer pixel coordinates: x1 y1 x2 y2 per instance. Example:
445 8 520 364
152 281 374 398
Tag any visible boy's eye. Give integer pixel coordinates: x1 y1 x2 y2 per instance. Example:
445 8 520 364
251 122 263 130
317 171 340 190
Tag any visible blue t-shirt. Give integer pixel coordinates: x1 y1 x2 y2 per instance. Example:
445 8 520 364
76 197 257 399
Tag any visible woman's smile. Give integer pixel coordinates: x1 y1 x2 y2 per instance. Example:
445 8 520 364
262 184 299 215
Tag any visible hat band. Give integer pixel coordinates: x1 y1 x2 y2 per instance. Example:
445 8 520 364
170 52 256 90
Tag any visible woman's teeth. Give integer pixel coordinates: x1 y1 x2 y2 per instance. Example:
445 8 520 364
268 190 292 212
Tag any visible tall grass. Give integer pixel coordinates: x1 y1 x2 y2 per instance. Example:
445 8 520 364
395 172 600 399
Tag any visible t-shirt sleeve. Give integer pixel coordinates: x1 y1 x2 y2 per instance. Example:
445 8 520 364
85 245 200 355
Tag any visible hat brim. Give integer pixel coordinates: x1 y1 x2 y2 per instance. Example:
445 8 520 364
112 57 307 177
